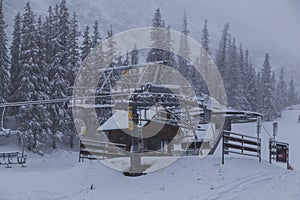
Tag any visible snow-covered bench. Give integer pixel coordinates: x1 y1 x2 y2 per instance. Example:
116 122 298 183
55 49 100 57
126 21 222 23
0 152 27 168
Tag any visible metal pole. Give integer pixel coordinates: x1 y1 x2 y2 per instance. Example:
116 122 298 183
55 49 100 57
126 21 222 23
129 104 142 175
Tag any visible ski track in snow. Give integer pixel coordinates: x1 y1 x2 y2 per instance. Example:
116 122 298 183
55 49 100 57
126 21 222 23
206 173 273 200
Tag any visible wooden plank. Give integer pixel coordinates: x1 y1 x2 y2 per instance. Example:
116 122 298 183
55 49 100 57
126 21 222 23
80 144 125 152
81 139 126 148
80 150 126 158
223 130 258 140
224 150 259 157
223 135 259 146
224 142 259 153
0 152 18 158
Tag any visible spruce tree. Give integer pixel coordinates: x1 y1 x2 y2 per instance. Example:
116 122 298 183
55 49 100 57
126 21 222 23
260 54 278 120
105 24 117 66
58 0 70 72
216 23 230 79
198 19 211 94
215 23 230 102
146 8 165 62
201 19 209 54
43 6 55 67
91 20 101 49
237 44 250 109
69 12 80 87
256 71 263 112
247 63 258 111
0 0 10 104
243 50 258 111
131 44 139 65
123 51 130 66
276 68 288 110
226 38 248 109
47 2 70 149
178 11 191 70
9 12 22 106
36 16 52 148
17 2 46 152
81 25 91 61
288 79 297 106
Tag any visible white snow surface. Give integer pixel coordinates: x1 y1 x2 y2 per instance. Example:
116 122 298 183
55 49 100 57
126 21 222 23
1 106 300 200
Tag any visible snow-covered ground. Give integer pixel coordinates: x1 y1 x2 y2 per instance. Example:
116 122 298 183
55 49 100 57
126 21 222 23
1 106 300 200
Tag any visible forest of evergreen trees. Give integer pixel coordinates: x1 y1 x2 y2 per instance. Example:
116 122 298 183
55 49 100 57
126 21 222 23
0 0 298 152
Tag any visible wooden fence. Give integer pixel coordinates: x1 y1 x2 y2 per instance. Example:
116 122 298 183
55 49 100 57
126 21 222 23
79 139 127 162
222 130 261 164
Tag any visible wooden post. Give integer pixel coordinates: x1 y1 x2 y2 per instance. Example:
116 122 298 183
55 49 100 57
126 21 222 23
258 138 261 163
269 139 272 164
286 145 290 169
257 116 261 139
222 131 224 165
273 122 278 141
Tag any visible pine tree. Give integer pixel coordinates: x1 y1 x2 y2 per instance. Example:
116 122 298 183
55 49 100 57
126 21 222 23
226 38 248 109
288 79 297 106
198 19 211 94
260 54 278 120
276 68 288 110
123 51 130 66
201 19 209 54
271 71 280 116
81 25 91 61
247 63 258 111
237 44 250 109
178 11 191 70
0 0 10 104
105 24 117 66
91 20 101 49
47 2 71 149
36 16 52 149
9 12 22 106
216 23 230 79
43 6 55 67
256 71 263 112
146 8 165 62
131 44 139 65
68 12 80 87
17 2 46 152
164 25 176 67
58 0 70 72
243 50 257 111
215 23 230 102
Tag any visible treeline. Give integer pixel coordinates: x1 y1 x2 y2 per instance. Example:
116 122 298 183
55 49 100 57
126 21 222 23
146 9 299 121
0 0 136 153
0 0 298 152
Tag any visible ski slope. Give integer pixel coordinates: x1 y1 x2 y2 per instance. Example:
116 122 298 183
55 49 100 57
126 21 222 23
0 106 300 200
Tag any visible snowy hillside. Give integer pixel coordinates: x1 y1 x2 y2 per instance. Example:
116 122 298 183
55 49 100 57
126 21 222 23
3 0 300 82
0 151 299 200
1 105 300 200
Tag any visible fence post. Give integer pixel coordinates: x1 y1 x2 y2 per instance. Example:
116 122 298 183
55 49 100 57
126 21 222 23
257 116 261 139
222 131 224 165
258 138 261 163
